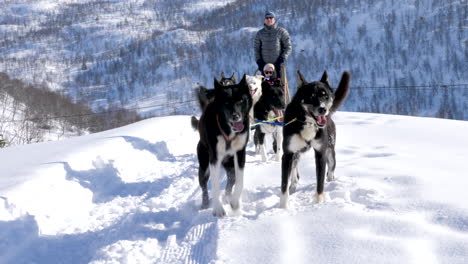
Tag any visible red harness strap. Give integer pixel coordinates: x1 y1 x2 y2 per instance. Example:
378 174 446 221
216 114 237 142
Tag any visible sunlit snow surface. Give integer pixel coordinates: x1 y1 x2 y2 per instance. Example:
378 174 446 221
1 112 467 263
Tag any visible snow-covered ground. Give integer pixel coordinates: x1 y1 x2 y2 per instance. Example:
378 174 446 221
1 112 467 263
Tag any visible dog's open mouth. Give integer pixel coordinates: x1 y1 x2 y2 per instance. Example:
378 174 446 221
274 109 284 123
314 115 327 127
250 88 257 96
231 121 244 132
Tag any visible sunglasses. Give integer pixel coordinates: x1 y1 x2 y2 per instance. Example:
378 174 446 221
265 16 274 20
265 71 274 74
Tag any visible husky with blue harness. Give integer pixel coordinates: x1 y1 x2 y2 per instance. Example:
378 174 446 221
253 78 286 162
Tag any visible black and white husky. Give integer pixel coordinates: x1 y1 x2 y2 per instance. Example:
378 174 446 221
280 71 350 208
193 75 252 217
194 73 261 114
253 79 285 161
193 72 236 111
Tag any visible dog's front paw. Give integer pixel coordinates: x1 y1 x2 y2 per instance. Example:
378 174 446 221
289 184 297 194
275 153 281 162
259 146 267 161
212 204 226 217
314 193 325 203
222 194 232 205
327 172 335 182
201 196 210 210
279 193 289 209
201 202 210 210
230 199 241 211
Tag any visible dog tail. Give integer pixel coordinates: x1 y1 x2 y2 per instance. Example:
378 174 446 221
330 71 351 113
191 116 199 130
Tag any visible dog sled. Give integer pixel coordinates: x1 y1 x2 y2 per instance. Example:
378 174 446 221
254 64 291 105
278 64 291 104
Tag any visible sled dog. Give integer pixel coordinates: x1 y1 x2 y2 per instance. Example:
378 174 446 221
220 72 236 86
195 74 261 116
194 75 252 216
246 74 263 118
253 79 285 161
280 71 350 208
194 72 236 111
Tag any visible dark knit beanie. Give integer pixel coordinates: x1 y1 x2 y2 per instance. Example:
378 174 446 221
265 11 276 18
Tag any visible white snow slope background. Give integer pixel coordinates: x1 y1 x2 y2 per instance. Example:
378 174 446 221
1 112 468 264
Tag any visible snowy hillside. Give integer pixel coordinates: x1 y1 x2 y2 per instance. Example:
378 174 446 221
0 73 140 146
1 112 468 263
0 0 466 119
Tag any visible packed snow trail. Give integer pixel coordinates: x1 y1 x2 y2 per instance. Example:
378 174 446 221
1 113 468 263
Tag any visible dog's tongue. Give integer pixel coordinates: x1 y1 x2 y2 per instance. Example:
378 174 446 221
250 88 257 96
274 109 284 123
232 121 244 132
316 115 327 126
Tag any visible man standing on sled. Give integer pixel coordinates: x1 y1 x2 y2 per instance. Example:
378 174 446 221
254 11 292 102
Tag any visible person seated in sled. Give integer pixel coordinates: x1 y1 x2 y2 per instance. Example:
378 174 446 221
254 11 292 77
262 63 281 86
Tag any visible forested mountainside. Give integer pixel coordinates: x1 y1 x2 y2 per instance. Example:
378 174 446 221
0 0 466 120
0 73 140 146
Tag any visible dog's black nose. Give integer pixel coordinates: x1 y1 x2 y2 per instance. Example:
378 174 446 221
317 107 326 115
232 113 241 121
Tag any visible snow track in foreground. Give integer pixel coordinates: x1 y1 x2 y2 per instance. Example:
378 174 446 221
1 113 468 263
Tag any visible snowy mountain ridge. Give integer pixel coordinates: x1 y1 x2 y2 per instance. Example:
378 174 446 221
0 0 466 120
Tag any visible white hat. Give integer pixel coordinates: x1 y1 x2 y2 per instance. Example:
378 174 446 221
263 63 275 72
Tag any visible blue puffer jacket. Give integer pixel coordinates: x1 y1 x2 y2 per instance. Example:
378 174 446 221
254 23 292 64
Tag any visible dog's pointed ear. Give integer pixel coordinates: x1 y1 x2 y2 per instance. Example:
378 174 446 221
256 75 264 80
230 72 236 82
215 77 231 98
199 86 211 100
297 70 308 88
239 74 247 86
239 74 250 94
198 84 207 92
220 72 225 79
320 71 331 87
214 77 222 90
196 85 211 110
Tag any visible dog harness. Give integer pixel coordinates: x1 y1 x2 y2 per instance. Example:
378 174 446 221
216 114 238 142
250 116 298 129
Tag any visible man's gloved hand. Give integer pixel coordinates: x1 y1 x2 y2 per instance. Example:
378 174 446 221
256 59 265 72
274 57 285 75
275 57 284 64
